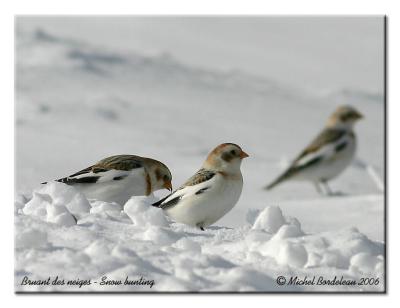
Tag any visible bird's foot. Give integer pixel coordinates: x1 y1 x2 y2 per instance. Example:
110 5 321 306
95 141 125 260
327 190 347 197
316 181 346 197
196 222 205 231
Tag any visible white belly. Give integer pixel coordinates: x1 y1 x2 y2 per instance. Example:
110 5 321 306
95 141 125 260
165 174 243 228
74 169 148 205
294 137 356 182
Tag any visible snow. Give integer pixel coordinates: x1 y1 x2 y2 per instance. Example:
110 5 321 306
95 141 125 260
15 187 384 292
251 205 286 233
22 182 91 227
15 17 385 292
124 196 169 227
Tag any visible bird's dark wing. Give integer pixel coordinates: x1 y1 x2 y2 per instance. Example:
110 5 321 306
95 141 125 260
152 168 215 210
179 168 216 189
53 155 145 185
265 129 348 190
94 155 145 171
292 129 347 165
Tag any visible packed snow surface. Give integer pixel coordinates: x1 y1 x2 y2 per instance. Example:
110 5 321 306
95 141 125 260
15 18 385 292
15 184 384 292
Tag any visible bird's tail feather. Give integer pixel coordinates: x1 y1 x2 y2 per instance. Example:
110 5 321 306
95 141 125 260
264 169 293 190
152 194 171 208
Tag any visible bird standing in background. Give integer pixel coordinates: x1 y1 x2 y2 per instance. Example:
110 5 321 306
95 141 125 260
152 143 249 230
43 155 172 205
265 105 363 195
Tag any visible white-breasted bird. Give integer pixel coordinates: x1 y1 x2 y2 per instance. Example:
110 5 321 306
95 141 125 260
43 155 172 205
152 143 249 230
265 105 363 194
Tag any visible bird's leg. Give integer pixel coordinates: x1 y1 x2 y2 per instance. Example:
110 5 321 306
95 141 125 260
196 222 205 231
321 180 333 196
314 182 324 195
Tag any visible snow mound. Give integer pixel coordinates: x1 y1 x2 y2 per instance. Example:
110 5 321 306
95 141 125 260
277 242 308 268
251 205 302 236
350 252 383 274
90 200 123 214
252 205 286 233
242 205 383 277
22 182 91 226
15 195 384 292
124 196 169 227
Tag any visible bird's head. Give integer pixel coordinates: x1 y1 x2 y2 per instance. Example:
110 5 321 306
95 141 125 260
148 160 173 192
203 143 249 174
326 105 363 129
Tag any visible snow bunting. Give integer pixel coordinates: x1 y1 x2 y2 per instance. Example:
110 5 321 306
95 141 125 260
43 155 172 204
152 143 249 230
265 105 363 194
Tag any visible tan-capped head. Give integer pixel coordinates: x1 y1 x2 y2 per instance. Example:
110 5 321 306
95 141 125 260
203 143 249 173
326 105 363 129
145 159 173 193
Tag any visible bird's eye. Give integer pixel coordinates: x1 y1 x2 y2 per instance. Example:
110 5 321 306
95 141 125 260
163 175 169 181
230 150 236 155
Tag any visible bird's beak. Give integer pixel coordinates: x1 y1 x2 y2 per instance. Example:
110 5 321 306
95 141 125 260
239 151 249 159
163 180 173 192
